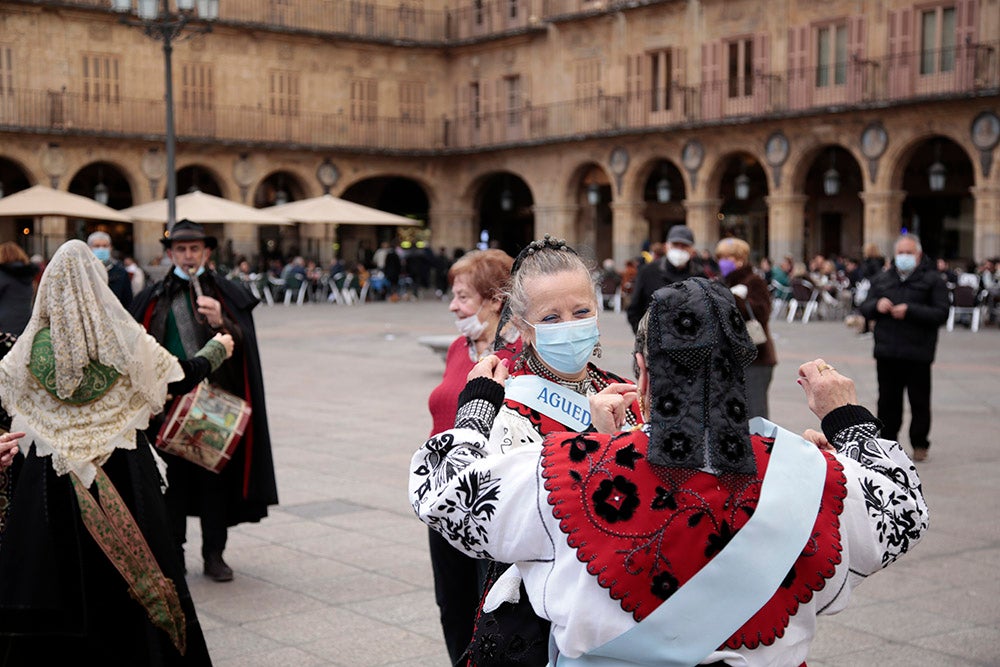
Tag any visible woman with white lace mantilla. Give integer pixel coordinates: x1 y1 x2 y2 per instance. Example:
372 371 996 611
423 235 642 666
0 240 230 665
411 278 927 667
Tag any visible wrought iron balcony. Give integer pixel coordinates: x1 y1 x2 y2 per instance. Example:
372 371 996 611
0 42 995 154
13 0 551 44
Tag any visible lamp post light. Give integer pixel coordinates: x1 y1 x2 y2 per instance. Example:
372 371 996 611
94 181 110 205
111 0 219 233
823 149 840 197
655 177 671 203
734 172 750 201
587 183 601 206
927 160 946 192
499 188 513 212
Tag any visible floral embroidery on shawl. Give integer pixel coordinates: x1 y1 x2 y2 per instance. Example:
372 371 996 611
30 328 120 405
541 428 847 650
71 467 187 653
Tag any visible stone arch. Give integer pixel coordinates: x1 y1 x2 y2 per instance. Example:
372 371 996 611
566 161 613 262
709 150 770 260
254 169 310 207
703 147 771 198
67 160 138 256
176 162 227 199
889 133 977 260
791 144 866 259
337 174 431 269
466 170 535 256
632 156 688 246
887 131 978 193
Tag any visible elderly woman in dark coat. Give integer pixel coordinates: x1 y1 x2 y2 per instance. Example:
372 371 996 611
715 237 777 419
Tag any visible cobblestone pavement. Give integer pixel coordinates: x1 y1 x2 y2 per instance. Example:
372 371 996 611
186 298 1000 666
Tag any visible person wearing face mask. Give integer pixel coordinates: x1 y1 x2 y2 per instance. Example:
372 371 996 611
627 224 710 333
859 234 949 463
132 219 278 582
425 248 520 665
87 231 133 309
412 278 926 667
420 236 642 667
715 238 776 419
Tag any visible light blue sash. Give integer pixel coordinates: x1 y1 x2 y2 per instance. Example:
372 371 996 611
552 418 827 667
504 374 592 432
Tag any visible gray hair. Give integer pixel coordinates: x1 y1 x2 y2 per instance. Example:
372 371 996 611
506 246 595 322
87 231 112 247
895 233 922 253
633 309 651 379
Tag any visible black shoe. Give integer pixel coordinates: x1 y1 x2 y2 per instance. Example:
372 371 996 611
203 553 234 582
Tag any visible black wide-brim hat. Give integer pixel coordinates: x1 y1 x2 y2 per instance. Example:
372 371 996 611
161 219 218 249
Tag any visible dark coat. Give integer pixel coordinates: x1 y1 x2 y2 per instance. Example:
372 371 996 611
132 271 278 526
859 257 949 363
724 265 777 367
0 262 38 335
106 261 133 310
626 256 711 332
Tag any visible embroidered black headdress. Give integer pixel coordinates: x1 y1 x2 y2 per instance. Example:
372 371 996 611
644 278 758 474
492 234 580 351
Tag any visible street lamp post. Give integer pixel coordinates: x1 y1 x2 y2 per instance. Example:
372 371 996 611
111 0 218 233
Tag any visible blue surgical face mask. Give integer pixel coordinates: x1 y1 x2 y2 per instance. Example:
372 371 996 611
173 265 206 281
530 316 599 375
718 258 737 277
895 254 917 273
92 247 111 263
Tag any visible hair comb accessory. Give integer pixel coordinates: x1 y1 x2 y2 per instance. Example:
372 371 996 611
495 236 581 351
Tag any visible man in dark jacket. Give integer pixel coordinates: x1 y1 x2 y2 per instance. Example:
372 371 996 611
87 231 132 309
859 234 948 462
132 220 278 581
626 225 710 332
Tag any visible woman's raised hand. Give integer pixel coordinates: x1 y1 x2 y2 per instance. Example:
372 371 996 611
797 358 857 420
589 383 638 434
467 354 510 386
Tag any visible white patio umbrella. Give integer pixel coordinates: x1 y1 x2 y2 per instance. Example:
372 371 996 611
264 194 421 226
120 190 292 225
0 184 132 222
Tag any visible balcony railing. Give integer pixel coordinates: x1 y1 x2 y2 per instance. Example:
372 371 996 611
14 0 549 44
0 42 995 154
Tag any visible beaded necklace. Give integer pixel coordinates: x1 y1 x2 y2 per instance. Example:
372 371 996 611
521 347 639 427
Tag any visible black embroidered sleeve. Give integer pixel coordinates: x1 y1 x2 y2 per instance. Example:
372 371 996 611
455 377 506 437
821 405 882 457
823 405 929 569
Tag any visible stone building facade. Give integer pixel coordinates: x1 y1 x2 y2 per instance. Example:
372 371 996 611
0 0 997 268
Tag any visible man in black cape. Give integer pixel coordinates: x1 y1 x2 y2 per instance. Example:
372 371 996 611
132 219 278 582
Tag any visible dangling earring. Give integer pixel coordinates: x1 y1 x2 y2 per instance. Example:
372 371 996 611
639 394 647 419
593 341 603 359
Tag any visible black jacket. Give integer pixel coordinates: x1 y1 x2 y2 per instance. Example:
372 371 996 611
0 262 39 335
106 261 133 310
626 256 711 332
859 257 949 363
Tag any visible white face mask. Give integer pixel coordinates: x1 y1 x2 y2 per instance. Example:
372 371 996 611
666 248 691 268
455 312 488 340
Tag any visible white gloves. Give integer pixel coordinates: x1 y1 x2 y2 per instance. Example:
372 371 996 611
730 284 748 299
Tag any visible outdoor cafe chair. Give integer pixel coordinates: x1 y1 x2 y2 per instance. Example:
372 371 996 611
786 278 820 323
946 284 987 332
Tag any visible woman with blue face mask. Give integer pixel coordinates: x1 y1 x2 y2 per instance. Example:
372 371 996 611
715 237 776 419
419 236 641 667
